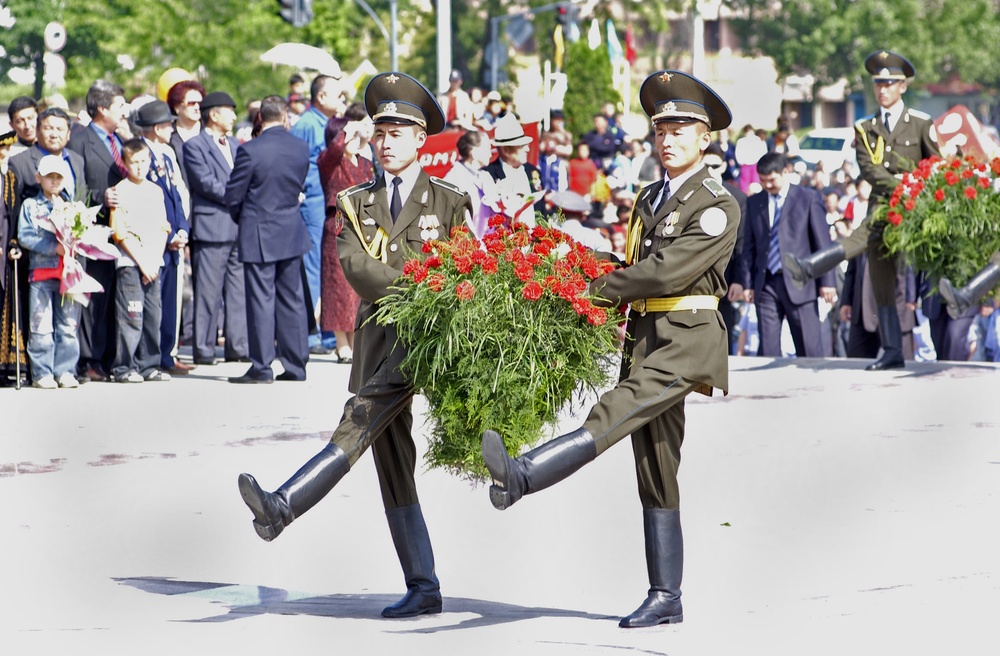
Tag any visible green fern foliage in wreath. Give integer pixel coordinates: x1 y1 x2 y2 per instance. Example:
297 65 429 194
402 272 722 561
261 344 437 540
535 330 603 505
375 216 625 482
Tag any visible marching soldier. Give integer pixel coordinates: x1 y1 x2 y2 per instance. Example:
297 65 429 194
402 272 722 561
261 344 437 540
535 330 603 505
482 71 740 627
784 50 940 370
237 72 472 619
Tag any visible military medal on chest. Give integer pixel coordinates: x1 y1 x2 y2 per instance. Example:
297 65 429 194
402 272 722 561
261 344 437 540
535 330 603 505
662 211 680 236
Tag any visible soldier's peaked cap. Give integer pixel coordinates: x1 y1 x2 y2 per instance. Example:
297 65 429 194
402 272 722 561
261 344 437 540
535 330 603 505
365 72 445 135
865 50 915 80
639 70 732 132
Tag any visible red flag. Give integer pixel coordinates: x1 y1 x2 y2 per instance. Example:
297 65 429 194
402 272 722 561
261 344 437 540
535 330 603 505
625 25 637 66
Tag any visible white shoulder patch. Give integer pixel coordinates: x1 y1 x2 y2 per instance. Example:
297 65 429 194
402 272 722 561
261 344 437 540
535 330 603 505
699 207 728 237
908 108 931 120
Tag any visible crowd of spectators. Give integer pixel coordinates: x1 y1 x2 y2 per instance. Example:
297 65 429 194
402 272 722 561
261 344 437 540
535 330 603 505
2 71 996 389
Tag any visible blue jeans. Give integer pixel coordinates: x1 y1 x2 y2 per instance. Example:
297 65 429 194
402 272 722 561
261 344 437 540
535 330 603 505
111 266 162 378
27 278 81 380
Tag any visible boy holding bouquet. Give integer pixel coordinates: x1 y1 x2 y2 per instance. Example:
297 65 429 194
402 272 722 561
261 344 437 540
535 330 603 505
17 155 80 389
109 139 172 383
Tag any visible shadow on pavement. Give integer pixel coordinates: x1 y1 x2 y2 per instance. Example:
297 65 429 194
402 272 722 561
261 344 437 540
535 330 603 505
114 576 616 630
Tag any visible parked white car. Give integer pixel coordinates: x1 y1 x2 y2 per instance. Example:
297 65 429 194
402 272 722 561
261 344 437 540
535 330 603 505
797 127 858 175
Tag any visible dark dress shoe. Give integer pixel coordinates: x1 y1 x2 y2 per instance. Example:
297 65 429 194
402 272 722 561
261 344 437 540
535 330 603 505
865 356 905 371
309 344 333 355
85 365 108 382
228 372 274 384
225 356 251 363
381 590 443 618
276 372 305 382
193 357 217 366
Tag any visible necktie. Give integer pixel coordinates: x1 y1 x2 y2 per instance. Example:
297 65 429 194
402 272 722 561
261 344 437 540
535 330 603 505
767 194 783 274
390 176 402 223
218 136 228 147
883 111 892 133
108 133 128 178
653 180 670 214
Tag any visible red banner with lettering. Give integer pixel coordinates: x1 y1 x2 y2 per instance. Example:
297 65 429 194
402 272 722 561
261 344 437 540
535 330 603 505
417 122 541 178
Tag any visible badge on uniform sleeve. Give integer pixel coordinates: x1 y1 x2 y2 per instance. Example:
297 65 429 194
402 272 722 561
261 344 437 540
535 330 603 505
699 207 727 236
334 213 345 236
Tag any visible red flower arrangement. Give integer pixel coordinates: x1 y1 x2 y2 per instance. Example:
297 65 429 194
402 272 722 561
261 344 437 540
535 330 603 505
880 155 1000 287
375 215 624 480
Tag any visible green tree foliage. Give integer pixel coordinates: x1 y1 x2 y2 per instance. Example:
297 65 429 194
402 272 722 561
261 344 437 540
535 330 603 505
560 38 620 139
0 0 396 107
726 0 1000 91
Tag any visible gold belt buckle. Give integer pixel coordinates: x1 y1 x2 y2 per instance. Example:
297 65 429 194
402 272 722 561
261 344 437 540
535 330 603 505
633 298 646 316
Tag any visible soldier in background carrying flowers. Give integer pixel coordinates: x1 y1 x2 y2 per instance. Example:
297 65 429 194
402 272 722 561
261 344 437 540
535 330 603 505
482 70 740 628
783 50 941 370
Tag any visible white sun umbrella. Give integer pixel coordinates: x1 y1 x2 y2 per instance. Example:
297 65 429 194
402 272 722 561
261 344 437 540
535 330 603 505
260 42 342 79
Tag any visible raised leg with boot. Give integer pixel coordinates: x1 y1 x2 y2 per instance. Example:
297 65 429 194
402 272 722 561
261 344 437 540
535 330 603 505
481 428 597 510
620 508 684 628
866 305 905 371
939 259 1000 320
381 503 443 618
238 443 350 541
783 242 847 290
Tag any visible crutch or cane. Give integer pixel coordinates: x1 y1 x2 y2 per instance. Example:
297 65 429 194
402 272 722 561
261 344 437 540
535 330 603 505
8 239 23 390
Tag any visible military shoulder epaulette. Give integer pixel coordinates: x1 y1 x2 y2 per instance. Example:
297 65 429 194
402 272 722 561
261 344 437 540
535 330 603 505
429 177 463 195
337 179 377 200
856 114 876 127
907 108 931 120
702 177 729 197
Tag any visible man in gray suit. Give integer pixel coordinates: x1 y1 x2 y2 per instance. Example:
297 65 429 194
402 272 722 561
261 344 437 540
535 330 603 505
183 91 248 365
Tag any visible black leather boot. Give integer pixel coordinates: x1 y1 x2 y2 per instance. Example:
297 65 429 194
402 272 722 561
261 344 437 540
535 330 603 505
620 508 684 628
783 242 846 290
866 305 905 371
939 262 1000 320
382 504 443 618
481 428 597 510
237 444 349 541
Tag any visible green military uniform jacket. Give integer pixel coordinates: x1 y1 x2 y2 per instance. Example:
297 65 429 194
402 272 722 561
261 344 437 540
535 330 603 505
336 169 471 393
855 107 940 199
593 165 740 395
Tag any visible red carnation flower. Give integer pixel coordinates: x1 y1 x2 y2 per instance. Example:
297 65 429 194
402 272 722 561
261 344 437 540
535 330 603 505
934 189 946 202
965 186 978 200
425 255 442 269
903 198 916 212
522 281 543 301
571 297 591 315
514 262 535 282
481 257 499 274
886 211 903 226
403 259 421 275
454 256 474 274
945 171 960 186
587 308 608 326
455 280 476 301
413 266 429 283
427 273 445 291
978 175 990 189
488 214 506 228
422 241 434 253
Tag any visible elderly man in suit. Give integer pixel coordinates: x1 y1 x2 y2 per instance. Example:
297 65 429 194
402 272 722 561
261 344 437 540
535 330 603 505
479 112 545 225
739 151 836 357
224 96 311 384
66 80 130 382
237 72 472 619
9 107 87 216
183 91 248 366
